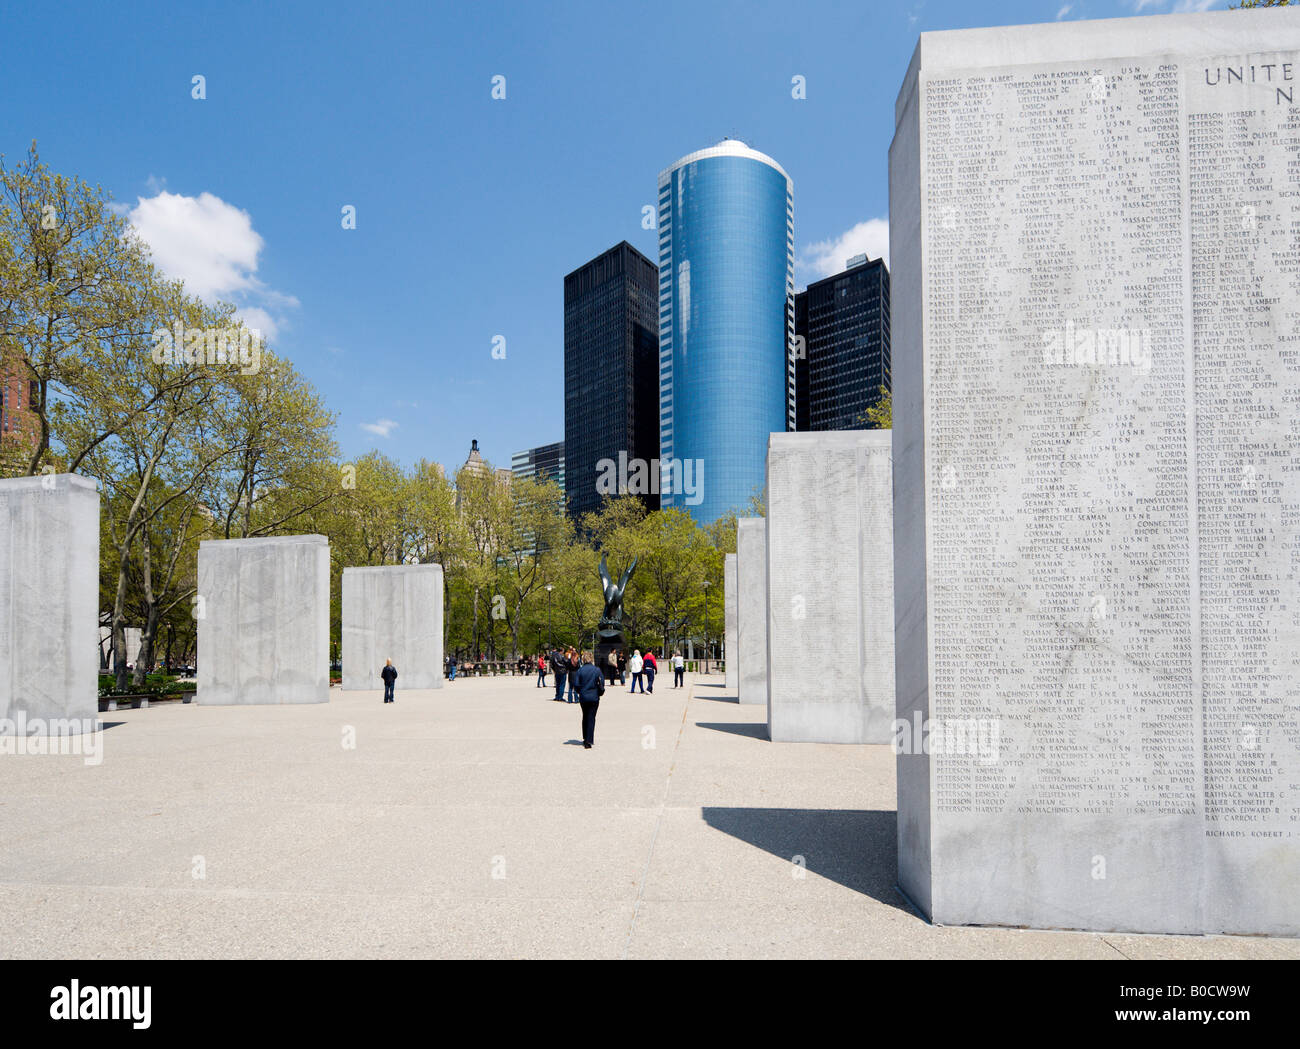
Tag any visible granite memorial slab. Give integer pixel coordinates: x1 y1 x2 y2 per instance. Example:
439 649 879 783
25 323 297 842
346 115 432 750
890 8 1300 935
0 474 99 732
342 564 444 690
736 518 768 708
197 535 330 705
766 432 894 744
725 553 738 692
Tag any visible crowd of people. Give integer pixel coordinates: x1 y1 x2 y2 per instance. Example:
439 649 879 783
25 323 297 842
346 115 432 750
382 645 689 751
533 646 687 698
529 645 689 747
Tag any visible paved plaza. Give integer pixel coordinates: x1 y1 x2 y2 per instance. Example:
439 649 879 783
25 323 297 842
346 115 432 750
1 674 1297 959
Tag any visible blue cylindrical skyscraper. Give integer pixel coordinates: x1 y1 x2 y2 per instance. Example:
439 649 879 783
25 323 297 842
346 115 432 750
657 140 794 523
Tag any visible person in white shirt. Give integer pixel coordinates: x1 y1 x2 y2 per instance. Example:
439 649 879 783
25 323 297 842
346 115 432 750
672 650 685 689
628 649 645 693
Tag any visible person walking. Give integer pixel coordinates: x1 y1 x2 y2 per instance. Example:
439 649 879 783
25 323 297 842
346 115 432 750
550 647 567 702
672 650 685 688
643 650 658 693
617 649 627 685
628 649 645 693
381 659 398 703
536 652 547 688
447 653 457 682
572 650 605 749
606 648 619 685
566 647 581 703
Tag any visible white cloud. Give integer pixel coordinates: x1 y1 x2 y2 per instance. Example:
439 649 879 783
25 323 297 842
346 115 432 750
1056 4 1072 19
127 191 263 300
124 188 298 341
360 418 399 438
797 218 890 285
235 306 279 342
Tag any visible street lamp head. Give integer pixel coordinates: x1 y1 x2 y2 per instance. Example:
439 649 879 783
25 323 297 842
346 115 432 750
545 584 554 593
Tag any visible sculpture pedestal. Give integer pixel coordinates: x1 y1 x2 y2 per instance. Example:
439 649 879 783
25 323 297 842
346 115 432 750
595 636 623 684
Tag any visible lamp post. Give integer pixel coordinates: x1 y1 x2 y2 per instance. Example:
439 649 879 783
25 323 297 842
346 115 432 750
545 584 554 650
702 579 712 675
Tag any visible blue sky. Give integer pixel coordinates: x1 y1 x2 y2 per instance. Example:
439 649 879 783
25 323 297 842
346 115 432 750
2 0 1224 473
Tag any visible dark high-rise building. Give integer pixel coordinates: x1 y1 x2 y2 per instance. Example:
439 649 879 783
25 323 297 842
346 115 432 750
511 441 565 490
794 254 890 432
564 241 660 521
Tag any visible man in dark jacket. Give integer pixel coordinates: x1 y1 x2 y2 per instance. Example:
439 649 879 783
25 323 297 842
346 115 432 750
381 659 397 703
571 651 605 749
550 648 567 702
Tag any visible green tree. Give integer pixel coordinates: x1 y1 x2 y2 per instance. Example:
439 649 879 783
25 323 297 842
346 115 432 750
632 509 715 655
498 475 571 658
77 298 237 688
546 541 602 650
864 385 892 429
454 459 514 658
201 351 339 540
0 144 185 478
707 508 738 555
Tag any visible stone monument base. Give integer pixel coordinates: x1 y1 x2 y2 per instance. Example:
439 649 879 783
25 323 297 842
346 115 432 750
595 640 624 684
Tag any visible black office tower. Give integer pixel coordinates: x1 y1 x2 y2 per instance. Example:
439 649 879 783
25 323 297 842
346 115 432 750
794 255 891 431
564 241 660 521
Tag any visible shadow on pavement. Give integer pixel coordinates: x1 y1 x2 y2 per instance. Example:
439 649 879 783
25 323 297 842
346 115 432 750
702 807 906 908
695 721 767 739
693 693 739 704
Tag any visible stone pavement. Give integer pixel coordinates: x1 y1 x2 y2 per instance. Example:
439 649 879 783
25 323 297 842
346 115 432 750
1 674 1296 959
